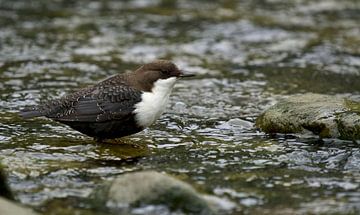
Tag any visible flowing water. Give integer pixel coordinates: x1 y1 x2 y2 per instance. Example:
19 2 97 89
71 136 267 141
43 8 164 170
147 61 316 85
0 0 360 214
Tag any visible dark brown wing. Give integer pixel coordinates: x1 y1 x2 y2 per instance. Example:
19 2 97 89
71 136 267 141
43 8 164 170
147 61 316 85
43 85 142 122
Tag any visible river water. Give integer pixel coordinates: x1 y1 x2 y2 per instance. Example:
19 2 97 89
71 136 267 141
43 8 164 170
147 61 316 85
0 0 359 214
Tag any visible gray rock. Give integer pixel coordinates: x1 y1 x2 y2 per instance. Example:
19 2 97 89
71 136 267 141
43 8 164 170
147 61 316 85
256 93 360 140
0 165 13 200
0 197 38 215
0 166 38 215
217 118 254 130
91 171 234 214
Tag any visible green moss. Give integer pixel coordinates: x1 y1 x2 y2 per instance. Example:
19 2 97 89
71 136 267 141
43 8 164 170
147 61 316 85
344 99 360 115
337 113 360 141
318 127 331 138
75 23 100 34
256 109 303 134
303 122 331 138
341 35 360 55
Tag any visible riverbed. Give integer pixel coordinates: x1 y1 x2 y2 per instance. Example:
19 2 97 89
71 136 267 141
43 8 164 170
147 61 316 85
0 0 359 214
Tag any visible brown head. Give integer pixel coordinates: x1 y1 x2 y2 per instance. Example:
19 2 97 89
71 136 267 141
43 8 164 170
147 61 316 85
130 60 194 91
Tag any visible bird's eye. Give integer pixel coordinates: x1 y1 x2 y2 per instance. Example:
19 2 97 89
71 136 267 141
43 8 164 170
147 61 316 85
161 70 170 75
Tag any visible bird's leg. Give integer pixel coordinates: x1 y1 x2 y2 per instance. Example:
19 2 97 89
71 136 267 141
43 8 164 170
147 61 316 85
106 138 127 144
95 138 142 147
94 137 104 143
94 137 123 144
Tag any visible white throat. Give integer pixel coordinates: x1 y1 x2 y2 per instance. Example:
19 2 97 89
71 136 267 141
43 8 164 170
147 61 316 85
134 77 177 128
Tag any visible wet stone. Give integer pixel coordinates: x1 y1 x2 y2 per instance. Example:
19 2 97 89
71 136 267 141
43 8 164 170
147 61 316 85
228 118 253 129
90 171 234 214
256 93 360 141
0 197 39 215
1 166 37 214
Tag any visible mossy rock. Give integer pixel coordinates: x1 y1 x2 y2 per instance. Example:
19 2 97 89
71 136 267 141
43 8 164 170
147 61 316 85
256 93 360 141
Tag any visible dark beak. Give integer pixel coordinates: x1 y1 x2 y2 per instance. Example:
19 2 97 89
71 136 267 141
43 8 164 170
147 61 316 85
179 71 195 78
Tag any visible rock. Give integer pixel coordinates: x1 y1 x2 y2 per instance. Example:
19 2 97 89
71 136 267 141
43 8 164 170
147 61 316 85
217 118 254 130
0 165 13 200
256 93 360 141
91 171 234 214
0 166 38 215
337 112 360 141
0 197 38 215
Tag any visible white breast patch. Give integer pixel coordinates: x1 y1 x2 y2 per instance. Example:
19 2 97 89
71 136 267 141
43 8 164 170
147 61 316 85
133 77 177 128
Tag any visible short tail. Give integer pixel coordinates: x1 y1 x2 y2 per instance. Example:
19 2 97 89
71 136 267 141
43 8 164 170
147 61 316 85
19 108 44 119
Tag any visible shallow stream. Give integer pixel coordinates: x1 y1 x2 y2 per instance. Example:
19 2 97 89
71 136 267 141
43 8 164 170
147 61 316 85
0 0 360 214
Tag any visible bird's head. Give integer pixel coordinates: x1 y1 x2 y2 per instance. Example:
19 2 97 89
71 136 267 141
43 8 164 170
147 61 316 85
132 60 194 92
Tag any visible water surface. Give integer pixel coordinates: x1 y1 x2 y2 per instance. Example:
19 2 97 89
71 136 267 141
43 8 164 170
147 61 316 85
0 0 360 214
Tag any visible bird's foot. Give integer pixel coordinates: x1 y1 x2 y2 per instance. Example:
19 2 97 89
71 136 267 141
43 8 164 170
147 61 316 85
94 138 138 146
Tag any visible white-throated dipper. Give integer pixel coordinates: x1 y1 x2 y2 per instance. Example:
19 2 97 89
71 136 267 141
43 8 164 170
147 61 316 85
20 60 194 141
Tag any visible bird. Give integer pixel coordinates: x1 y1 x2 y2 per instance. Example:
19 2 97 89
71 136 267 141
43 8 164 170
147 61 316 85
20 60 195 142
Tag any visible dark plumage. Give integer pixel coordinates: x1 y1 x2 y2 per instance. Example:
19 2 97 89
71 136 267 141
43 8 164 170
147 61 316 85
20 60 193 141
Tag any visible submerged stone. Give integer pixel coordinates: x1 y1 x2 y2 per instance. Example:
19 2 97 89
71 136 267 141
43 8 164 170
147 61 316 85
256 93 360 141
91 171 234 214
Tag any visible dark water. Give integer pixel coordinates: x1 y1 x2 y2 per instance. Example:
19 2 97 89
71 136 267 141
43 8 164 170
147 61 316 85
0 0 360 214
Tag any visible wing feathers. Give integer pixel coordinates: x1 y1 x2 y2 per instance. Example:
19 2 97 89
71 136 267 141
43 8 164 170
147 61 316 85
44 85 142 122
